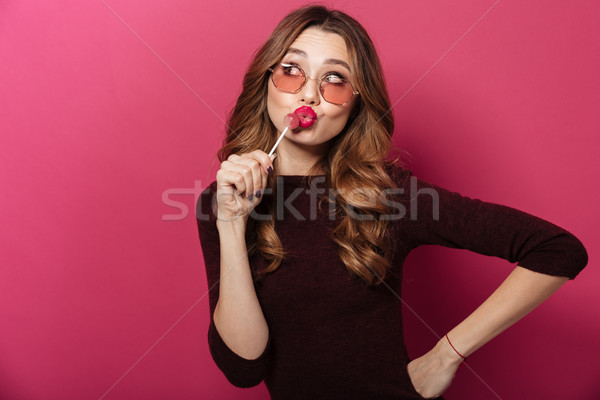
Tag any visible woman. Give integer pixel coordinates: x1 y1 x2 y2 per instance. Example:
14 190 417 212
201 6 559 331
195 5 588 399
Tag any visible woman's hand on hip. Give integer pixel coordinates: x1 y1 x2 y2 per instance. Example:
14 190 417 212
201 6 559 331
215 150 275 225
407 338 464 398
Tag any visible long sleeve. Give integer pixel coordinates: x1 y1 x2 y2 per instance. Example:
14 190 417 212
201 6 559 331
195 182 271 387
394 169 588 279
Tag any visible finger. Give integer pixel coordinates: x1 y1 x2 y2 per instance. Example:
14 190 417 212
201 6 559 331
251 152 278 199
225 157 259 200
216 166 246 198
247 149 276 176
232 155 264 200
260 163 268 196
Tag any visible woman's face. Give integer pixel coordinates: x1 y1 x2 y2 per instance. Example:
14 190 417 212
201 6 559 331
267 27 359 151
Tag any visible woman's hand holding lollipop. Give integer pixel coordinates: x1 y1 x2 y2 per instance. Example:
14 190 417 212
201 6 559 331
216 109 314 227
216 150 276 226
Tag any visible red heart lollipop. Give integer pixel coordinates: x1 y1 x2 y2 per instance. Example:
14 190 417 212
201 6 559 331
283 113 300 129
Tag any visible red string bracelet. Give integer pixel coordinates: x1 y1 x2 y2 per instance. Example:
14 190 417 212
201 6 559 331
445 334 467 362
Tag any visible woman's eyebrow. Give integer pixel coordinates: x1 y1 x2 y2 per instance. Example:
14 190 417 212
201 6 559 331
286 47 351 72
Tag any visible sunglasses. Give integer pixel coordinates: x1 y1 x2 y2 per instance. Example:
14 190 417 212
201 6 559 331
267 63 359 106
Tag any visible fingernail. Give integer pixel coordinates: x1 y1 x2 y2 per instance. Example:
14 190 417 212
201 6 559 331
267 166 273 175
255 190 262 198
248 193 253 201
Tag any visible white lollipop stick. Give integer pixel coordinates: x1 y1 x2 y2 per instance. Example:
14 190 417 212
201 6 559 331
268 127 288 157
268 113 300 157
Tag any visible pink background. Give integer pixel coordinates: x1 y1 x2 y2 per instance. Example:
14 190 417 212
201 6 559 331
1 1 598 399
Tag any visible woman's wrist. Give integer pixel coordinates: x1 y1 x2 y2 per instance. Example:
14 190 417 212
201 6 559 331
434 335 466 367
216 215 247 234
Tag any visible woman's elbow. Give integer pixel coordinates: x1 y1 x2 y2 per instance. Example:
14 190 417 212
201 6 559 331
564 233 589 278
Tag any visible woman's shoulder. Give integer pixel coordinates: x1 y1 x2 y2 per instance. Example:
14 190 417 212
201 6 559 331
384 161 414 188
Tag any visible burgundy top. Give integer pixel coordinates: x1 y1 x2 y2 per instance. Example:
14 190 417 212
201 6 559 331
195 165 587 399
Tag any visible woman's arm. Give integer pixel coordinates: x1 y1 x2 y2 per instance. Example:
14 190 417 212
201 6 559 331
213 218 270 360
196 150 275 387
407 266 568 398
211 150 275 360
393 168 588 398
197 199 272 388
446 265 567 357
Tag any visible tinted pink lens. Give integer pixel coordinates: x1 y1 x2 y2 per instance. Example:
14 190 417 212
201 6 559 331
272 65 304 92
321 82 354 105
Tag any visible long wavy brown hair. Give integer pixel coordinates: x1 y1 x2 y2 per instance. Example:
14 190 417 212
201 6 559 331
217 5 402 286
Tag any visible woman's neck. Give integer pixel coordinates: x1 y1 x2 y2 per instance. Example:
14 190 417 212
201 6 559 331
274 140 328 176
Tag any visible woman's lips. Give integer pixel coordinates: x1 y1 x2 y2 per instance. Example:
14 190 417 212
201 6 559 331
293 106 317 128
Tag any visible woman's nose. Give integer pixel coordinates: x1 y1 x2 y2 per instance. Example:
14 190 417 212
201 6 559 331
298 77 321 105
